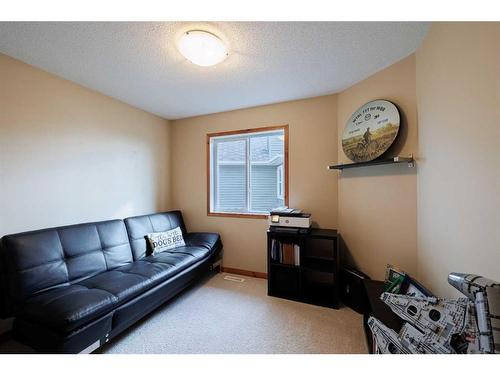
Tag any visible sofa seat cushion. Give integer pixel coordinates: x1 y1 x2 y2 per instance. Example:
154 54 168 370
184 232 221 252
17 246 212 333
159 246 209 260
78 270 151 304
19 285 117 333
113 260 178 283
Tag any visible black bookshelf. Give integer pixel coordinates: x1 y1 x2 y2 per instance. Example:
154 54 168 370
267 228 340 308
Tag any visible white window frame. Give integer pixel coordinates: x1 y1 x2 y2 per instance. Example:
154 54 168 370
207 125 288 218
276 165 284 200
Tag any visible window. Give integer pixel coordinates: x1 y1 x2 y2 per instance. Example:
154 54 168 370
207 125 288 218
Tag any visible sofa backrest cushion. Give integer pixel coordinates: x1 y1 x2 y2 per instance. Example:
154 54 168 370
124 211 187 260
0 219 133 313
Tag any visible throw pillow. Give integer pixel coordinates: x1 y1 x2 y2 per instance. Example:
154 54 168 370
146 227 186 255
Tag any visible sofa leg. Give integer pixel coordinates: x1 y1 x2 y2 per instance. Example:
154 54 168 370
79 339 101 354
210 259 222 273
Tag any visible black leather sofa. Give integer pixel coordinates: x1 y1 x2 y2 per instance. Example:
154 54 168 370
0 211 222 353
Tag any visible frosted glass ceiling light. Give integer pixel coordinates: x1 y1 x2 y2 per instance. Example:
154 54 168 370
177 30 228 67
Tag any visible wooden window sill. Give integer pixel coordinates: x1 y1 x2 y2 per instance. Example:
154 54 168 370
207 212 268 219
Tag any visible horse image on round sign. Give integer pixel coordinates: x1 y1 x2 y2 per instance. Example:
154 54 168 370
342 99 400 163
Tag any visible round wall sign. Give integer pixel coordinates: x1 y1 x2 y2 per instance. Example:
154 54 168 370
342 99 400 162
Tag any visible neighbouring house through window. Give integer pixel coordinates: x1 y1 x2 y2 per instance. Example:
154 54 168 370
207 125 288 217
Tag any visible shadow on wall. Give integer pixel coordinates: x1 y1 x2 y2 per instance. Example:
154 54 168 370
338 162 417 280
0 118 170 235
339 235 359 273
338 162 417 179
384 101 411 158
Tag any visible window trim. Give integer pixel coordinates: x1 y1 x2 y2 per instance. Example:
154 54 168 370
206 124 289 219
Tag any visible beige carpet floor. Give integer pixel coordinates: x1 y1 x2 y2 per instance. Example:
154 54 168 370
0 273 368 354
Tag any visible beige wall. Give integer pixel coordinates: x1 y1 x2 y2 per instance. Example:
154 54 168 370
171 95 338 273
0 53 172 237
2 22 497 310
416 23 500 296
337 54 418 280
171 56 420 278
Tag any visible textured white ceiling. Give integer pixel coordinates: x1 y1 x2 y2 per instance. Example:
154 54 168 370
0 22 429 119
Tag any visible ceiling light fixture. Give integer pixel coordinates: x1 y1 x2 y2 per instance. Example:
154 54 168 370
177 30 228 67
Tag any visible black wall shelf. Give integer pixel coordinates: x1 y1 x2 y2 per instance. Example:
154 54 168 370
328 154 414 171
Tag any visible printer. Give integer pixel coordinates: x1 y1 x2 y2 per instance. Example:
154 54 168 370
268 208 311 233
